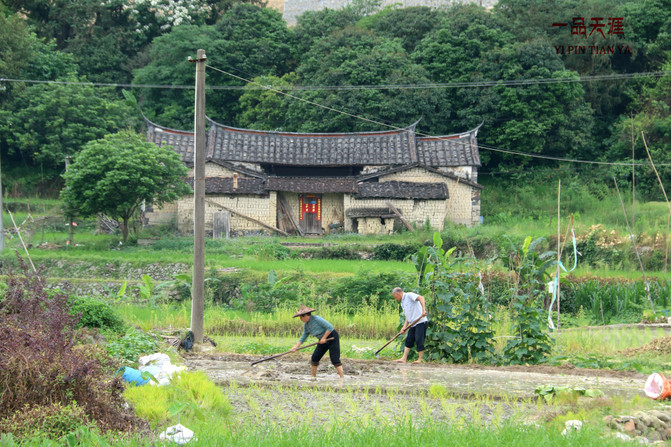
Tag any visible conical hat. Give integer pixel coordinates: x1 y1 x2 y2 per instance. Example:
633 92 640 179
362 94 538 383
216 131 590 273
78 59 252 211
293 304 317 318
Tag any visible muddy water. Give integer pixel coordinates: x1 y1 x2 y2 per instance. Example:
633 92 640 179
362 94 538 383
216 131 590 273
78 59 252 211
184 353 646 400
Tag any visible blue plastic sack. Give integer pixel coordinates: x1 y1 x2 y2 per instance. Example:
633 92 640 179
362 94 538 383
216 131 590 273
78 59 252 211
117 367 149 386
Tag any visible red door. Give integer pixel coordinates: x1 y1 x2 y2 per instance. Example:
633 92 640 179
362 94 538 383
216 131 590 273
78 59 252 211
299 195 322 234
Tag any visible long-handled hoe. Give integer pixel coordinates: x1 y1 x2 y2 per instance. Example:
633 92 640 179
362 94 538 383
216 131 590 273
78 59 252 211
250 338 334 366
374 316 424 358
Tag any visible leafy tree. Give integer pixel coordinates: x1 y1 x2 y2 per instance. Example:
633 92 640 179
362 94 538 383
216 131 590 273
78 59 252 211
292 7 361 62
212 4 293 122
3 0 214 84
237 73 297 130
0 14 35 100
134 5 293 128
132 25 221 128
411 4 515 140
361 6 443 53
608 58 671 200
481 42 594 166
60 131 191 242
413 7 593 168
0 82 134 173
204 0 266 23
286 27 437 132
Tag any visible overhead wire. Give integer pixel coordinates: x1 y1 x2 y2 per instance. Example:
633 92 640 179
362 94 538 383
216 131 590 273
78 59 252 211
205 63 671 168
2 69 670 90
3 66 670 167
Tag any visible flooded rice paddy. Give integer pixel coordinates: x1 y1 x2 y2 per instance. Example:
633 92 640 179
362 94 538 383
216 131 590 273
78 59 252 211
184 352 647 427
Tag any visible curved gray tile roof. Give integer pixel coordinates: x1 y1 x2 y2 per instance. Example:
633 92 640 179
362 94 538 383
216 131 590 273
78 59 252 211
147 123 195 163
356 181 449 200
417 133 481 167
208 121 418 167
146 118 480 168
266 177 357 193
185 177 266 195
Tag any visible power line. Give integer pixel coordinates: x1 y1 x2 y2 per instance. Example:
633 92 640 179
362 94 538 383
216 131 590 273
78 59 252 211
206 63 671 168
3 70 670 168
478 144 671 167
2 69 670 91
206 65 396 130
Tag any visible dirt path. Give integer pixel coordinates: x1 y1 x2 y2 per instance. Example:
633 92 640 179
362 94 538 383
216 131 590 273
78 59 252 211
184 352 647 401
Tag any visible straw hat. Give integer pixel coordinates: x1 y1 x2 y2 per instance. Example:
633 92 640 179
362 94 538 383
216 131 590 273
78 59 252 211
293 304 316 318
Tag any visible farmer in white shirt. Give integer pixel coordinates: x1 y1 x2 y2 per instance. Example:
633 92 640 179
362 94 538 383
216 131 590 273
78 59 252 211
392 287 428 363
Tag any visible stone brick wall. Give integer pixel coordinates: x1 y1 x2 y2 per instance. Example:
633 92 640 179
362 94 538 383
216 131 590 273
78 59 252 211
176 192 277 234
343 194 446 233
204 163 233 177
145 201 177 225
378 168 479 226
147 162 481 234
357 216 395 235
322 193 345 231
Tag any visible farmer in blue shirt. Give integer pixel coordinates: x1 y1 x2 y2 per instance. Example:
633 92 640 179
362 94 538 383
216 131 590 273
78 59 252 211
392 287 428 363
291 305 344 379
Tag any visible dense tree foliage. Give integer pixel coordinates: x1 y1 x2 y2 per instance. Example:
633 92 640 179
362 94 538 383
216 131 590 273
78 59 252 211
60 131 190 242
133 4 293 127
0 21 133 183
1 0 671 198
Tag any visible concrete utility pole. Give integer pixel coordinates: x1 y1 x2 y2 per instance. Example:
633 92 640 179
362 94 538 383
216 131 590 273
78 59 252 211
189 49 207 344
0 151 4 251
65 155 74 245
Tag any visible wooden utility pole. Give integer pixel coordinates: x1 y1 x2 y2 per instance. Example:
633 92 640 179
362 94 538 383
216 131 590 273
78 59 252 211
189 49 207 344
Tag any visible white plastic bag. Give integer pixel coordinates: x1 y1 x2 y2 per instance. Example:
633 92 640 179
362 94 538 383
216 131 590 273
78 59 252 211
159 424 196 444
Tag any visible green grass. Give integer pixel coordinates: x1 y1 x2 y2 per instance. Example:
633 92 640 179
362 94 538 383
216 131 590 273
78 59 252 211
7 417 633 446
211 335 384 359
116 300 671 370
123 371 232 429
555 326 667 355
117 302 400 340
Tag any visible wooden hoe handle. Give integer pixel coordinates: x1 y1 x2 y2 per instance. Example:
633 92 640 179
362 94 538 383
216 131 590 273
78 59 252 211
251 337 334 366
374 315 425 356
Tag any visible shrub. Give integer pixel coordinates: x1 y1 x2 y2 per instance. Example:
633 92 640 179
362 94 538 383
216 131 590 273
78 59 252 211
69 295 126 333
414 233 495 364
0 257 148 434
0 402 92 439
312 245 362 260
372 243 419 261
500 237 554 365
331 270 414 310
245 242 292 260
106 328 159 364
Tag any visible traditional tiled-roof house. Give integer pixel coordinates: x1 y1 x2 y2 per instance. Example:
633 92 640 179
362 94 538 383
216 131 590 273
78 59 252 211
145 118 483 236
